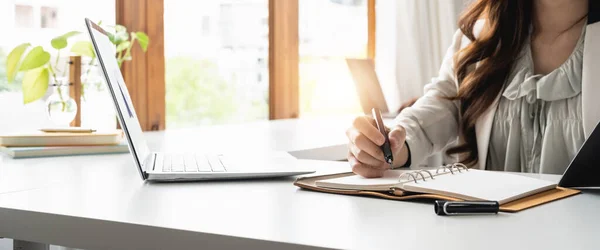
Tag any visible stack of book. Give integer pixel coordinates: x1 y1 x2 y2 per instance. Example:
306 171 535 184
0 129 129 159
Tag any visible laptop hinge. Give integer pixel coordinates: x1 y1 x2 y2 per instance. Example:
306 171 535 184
142 153 156 179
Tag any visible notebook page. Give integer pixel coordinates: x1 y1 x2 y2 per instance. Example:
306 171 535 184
401 169 556 204
316 170 412 191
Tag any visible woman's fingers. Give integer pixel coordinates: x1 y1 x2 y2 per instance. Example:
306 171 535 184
388 126 410 167
348 152 387 178
388 126 407 153
346 129 386 162
351 116 385 146
349 143 386 167
345 115 397 178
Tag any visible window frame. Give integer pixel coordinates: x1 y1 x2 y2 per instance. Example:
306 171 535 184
116 0 165 131
268 0 299 119
115 0 375 129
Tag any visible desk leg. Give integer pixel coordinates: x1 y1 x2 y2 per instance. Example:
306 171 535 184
13 240 49 250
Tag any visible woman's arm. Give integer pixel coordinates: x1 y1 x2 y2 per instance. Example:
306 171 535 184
394 29 465 167
345 29 466 177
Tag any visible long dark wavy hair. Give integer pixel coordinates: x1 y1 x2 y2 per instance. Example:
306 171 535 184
446 0 533 166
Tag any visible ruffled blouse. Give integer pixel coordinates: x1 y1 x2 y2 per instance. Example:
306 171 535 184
486 28 586 174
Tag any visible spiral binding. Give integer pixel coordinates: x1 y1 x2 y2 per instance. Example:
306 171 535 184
398 163 468 184
398 170 434 183
435 163 468 174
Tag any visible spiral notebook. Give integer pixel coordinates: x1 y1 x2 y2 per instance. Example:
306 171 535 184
314 164 559 205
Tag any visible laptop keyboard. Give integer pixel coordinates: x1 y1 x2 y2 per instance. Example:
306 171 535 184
155 153 228 172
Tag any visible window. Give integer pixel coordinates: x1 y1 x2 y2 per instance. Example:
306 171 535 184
164 0 269 128
299 0 367 117
201 16 211 36
40 6 59 29
14 5 34 28
1 0 375 132
0 1 115 132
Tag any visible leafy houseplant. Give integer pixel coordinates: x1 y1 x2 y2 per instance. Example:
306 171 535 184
4 24 149 105
78 24 149 100
108 25 149 68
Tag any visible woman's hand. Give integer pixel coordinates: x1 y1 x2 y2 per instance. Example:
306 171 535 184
346 116 409 178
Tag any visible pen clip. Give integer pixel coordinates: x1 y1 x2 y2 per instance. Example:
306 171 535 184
442 201 462 215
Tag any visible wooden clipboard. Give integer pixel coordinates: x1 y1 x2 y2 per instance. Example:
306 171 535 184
294 172 581 212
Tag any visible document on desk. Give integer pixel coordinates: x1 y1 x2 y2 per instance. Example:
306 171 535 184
316 168 558 205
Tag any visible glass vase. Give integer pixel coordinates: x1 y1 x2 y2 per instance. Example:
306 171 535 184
80 60 117 130
45 79 78 126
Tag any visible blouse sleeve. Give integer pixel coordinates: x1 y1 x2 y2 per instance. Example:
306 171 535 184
394 29 467 166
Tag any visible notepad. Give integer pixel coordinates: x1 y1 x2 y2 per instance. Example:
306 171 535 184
0 130 123 147
316 165 557 205
0 142 129 159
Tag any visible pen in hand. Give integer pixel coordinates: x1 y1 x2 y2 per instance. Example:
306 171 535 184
372 108 393 168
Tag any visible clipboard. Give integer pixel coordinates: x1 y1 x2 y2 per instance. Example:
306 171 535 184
294 171 581 212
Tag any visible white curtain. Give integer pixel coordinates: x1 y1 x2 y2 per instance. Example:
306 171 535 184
376 0 466 110
375 0 466 166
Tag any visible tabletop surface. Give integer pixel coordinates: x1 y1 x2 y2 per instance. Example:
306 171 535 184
0 118 598 250
0 117 353 195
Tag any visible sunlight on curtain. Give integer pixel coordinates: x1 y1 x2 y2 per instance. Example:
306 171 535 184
299 0 368 117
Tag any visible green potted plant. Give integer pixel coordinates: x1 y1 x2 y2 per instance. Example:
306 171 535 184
4 23 148 126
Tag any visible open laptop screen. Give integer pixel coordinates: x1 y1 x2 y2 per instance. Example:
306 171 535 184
85 19 151 178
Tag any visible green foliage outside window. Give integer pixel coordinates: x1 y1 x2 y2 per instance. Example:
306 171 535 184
166 57 268 127
166 57 236 127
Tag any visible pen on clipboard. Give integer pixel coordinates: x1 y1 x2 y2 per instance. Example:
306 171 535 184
371 108 393 168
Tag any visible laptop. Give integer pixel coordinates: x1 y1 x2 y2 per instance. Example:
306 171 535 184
558 119 600 189
85 18 315 181
346 58 398 118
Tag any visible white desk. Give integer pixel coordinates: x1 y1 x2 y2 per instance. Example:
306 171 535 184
0 118 599 250
0 117 352 195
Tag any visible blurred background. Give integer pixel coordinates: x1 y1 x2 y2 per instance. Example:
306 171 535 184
0 0 467 132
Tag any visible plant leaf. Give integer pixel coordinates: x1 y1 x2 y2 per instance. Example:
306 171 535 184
22 67 49 104
19 46 50 71
51 31 81 50
116 41 131 53
6 43 31 82
115 25 127 33
107 32 117 44
111 31 129 45
71 41 96 58
134 32 149 51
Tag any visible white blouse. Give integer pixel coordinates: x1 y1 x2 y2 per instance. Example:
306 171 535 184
487 29 586 174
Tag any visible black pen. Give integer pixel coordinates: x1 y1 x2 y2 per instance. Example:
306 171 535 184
434 200 500 216
372 108 393 167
